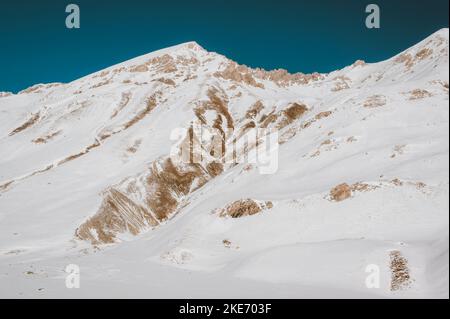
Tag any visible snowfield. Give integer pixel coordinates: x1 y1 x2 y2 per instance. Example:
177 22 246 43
0 29 448 298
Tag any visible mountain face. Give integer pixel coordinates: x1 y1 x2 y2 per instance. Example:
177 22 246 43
0 29 448 298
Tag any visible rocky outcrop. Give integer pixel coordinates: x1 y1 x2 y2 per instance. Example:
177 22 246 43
330 183 352 202
76 155 221 244
390 250 412 291
76 189 159 244
9 112 41 136
214 61 323 88
217 199 273 218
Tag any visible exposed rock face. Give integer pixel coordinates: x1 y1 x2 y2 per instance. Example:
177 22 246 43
32 130 62 144
315 111 332 120
129 64 149 73
363 95 386 108
277 103 308 129
145 54 178 73
408 89 432 100
254 68 324 86
76 156 219 244
110 92 132 119
220 199 262 218
214 62 265 88
144 159 208 221
218 199 273 218
330 183 352 202
76 189 159 244
245 101 264 119
330 182 380 202
395 48 434 70
214 61 324 88
331 76 351 91
18 84 48 94
390 250 412 291
9 112 41 136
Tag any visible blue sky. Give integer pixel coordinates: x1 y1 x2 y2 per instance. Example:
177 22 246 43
0 0 448 92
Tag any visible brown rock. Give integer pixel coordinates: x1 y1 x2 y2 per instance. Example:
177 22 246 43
220 199 262 218
390 250 411 291
330 183 352 202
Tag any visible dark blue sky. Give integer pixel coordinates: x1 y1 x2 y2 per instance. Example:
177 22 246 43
0 0 448 93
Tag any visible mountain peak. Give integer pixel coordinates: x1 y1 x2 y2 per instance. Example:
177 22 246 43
179 41 205 51
434 27 449 38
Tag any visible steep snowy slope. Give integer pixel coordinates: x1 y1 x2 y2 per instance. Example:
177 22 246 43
0 29 448 298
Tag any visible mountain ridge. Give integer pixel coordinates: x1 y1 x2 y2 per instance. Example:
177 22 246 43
0 28 448 298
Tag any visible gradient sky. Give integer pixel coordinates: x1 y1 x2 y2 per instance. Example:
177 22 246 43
0 0 448 93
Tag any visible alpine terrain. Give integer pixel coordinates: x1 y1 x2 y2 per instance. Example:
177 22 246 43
0 29 448 298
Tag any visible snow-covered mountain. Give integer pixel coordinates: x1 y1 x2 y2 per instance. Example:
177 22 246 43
0 29 448 298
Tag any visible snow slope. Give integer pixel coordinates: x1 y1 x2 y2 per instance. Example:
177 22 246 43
0 29 448 298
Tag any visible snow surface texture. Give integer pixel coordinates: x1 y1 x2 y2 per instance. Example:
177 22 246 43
0 29 448 298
